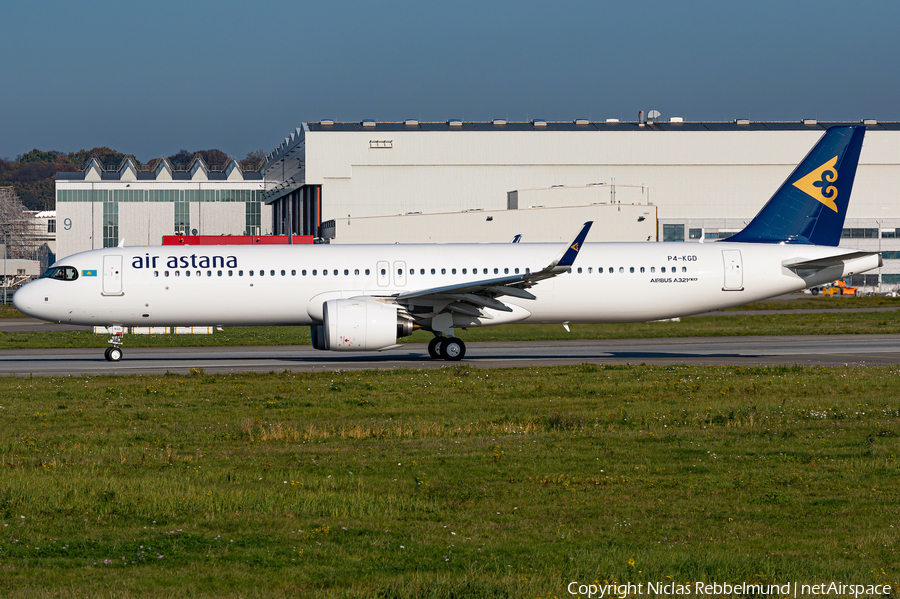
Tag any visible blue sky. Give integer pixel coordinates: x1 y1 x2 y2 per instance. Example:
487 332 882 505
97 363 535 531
1 0 897 161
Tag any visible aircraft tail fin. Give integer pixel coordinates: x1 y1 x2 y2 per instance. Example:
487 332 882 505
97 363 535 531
728 126 865 246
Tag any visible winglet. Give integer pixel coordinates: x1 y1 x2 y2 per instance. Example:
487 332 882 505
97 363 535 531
554 221 593 268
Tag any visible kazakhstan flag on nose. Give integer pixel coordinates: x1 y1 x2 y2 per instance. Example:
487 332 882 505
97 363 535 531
82 270 97 277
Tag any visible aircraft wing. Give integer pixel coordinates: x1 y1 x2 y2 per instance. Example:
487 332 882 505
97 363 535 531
394 222 592 317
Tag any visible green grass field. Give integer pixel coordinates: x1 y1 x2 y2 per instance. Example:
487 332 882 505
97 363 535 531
1 365 897 597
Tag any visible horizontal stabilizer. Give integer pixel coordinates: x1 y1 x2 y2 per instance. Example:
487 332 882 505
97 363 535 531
783 251 882 270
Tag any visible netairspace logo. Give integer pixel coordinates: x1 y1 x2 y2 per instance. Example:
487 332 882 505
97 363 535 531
566 581 893 598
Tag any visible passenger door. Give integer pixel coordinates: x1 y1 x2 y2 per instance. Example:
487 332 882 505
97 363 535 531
722 250 743 291
102 255 124 296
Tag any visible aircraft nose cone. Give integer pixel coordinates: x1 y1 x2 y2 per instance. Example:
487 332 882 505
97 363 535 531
12 283 37 317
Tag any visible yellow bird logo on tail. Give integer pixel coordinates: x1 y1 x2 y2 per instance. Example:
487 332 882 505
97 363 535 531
792 156 839 212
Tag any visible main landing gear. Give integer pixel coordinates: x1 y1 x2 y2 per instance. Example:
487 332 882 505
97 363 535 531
428 335 466 361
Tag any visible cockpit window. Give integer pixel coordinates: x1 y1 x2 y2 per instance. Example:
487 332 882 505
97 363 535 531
40 266 79 281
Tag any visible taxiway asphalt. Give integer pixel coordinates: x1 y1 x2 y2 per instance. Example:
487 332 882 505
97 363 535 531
1 335 899 376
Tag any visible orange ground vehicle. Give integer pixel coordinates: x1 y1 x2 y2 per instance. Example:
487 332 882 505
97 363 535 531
822 280 859 296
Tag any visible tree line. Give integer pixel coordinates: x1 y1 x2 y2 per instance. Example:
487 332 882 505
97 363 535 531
0 147 267 212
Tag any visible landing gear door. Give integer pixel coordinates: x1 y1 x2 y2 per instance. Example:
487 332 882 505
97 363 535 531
102 255 124 296
376 261 390 287
393 261 407 287
722 250 743 291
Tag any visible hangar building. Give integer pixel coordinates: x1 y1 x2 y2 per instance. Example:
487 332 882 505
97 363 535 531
261 118 900 286
55 156 271 259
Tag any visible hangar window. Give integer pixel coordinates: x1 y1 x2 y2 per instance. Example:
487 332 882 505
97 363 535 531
663 224 685 242
689 228 702 240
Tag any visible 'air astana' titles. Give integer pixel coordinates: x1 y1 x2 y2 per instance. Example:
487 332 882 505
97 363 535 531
131 254 238 269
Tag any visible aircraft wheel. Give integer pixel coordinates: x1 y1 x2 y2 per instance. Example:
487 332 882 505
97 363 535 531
811 287 819 296
107 347 123 362
440 337 466 361
104 347 112 361
427 337 443 360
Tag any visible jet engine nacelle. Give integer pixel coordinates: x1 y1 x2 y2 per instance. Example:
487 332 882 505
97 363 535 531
320 299 412 351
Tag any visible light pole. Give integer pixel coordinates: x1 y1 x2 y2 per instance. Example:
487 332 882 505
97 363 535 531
2 231 7 306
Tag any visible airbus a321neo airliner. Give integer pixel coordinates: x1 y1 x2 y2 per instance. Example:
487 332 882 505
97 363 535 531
14 126 881 362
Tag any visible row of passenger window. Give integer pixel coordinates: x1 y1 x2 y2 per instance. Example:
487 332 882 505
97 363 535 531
152 264 690 278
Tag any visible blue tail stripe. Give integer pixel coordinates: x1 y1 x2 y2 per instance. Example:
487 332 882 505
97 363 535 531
728 126 865 246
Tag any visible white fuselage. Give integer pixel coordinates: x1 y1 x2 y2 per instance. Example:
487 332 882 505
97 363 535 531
13 241 874 328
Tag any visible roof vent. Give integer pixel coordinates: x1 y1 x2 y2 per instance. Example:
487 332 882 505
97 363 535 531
735 119 750 125
320 119 334 126
448 119 463 127
802 119 817 126
533 119 547 128
574 119 589 126
605 118 619 123
669 116 684 123
404 119 419 126
492 119 507 126
362 120 377 128
862 119 878 126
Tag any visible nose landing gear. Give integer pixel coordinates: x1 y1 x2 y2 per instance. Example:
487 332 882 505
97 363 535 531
104 327 124 362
